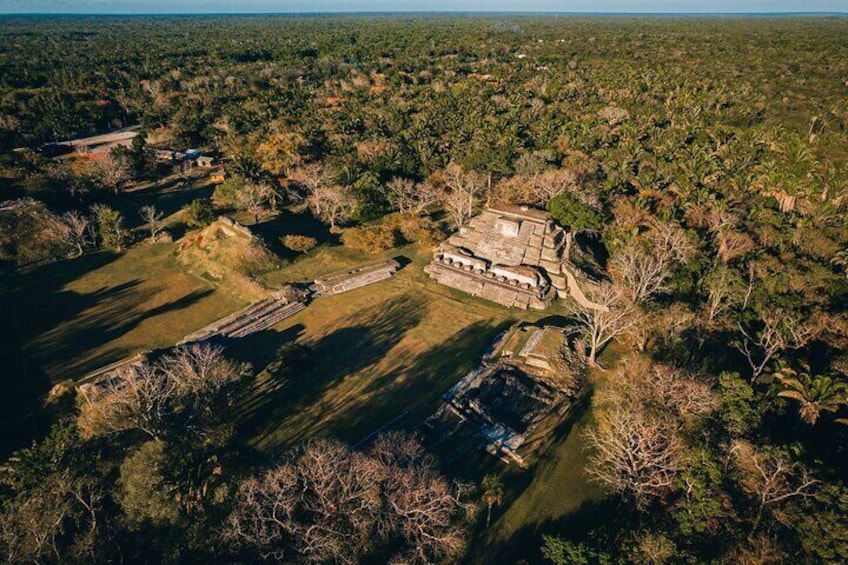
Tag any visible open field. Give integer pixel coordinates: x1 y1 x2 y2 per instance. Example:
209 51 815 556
1 218 608 557
0 242 245 383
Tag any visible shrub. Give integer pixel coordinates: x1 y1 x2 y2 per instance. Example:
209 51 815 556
183 198 215 228
281 234 318 253
341 225 396 255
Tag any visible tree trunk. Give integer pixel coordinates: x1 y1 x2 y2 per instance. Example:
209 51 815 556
486 503 492 528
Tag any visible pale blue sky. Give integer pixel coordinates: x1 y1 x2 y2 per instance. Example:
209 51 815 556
0 0 846 14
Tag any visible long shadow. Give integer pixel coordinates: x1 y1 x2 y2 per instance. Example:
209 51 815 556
477 496 629 565
249 208 336 260
339 319 515 448
461 391 597 564
235 295 425 450
120 178 215 229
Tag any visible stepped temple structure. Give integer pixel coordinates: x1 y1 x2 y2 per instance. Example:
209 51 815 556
425 204 596 310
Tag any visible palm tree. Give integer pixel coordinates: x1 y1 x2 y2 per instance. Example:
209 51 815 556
481 474 504 528
774 363 848 426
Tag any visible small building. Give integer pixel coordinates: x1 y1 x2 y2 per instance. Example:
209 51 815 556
197 156 216 168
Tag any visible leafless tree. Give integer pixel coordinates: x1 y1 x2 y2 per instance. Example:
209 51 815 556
569 282 641 366
609 221 694 304
586 405 684 508
232 180 275 225
227 439 380 564
387 177 417 214
386 177 439 215
91 153 131 193
729 440 819 531
440 163 487 228
736 309 823 379
226 434 471 564
0 472 105 564
77 344 247 440
46 210 92 257
289 162 334 204
308 184 356 230
369 432 473 563
138 205 165 240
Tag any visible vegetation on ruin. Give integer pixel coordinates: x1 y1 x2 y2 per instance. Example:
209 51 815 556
0 14 846 564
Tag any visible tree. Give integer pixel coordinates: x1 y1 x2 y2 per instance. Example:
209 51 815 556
183 198 215 228
138 204 164 240
736 309 823 379
547 191 603 233
77 344 247 440
255 131 305 177
585 358 716 508
609 221 694 304
773 363 848 426
729 440 819 532
308 184 356 230
225 434 471 564
46 210 92 257
481 474 503 528
213 176 275 224
91 204 127 251
91 153 131 193
568 282 640 366
439 163 487 228
116 440 180 527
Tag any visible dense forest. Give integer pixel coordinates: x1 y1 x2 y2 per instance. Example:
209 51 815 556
0 14 847 564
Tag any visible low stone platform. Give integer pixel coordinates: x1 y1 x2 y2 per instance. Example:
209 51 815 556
179 294 305 345
313 258 401 295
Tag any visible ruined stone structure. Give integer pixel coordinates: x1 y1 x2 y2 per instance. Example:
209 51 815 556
424 204 591 310
76 352 149 403
179 292 305 345
426 323 583 466
313 259 401 295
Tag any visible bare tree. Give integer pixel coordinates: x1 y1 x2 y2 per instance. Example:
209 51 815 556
387 177 438 215
440 163 487 228
308 184 356 230
729 440 819 531
227 439 380 564
225 433 471 564
609 221 694 304
236 180 275 225
387 177 417 214
138 205 165 240
77 344 247 440
46 210 92 257
569 282 641 366
289 163 334 204
585 405 684 508
91 153 131 194
736 309 823 379
0 472 105 564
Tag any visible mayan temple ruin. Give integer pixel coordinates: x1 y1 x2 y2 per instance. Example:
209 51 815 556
425 203 597 310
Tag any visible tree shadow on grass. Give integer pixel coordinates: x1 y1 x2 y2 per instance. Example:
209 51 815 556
338 319 517 447
461 391 600 564
474 496 628 565
235 295 426 451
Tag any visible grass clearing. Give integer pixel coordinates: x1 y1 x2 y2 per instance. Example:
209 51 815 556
1 242 245 383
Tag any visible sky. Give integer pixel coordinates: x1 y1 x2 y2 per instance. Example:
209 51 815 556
0 0 846 14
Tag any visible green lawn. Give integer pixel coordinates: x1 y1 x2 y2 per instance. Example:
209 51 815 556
229 240 610 563
1 243 245 383
2 221 611 558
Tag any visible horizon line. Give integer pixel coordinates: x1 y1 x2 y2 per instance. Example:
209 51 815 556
2 11 847 16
